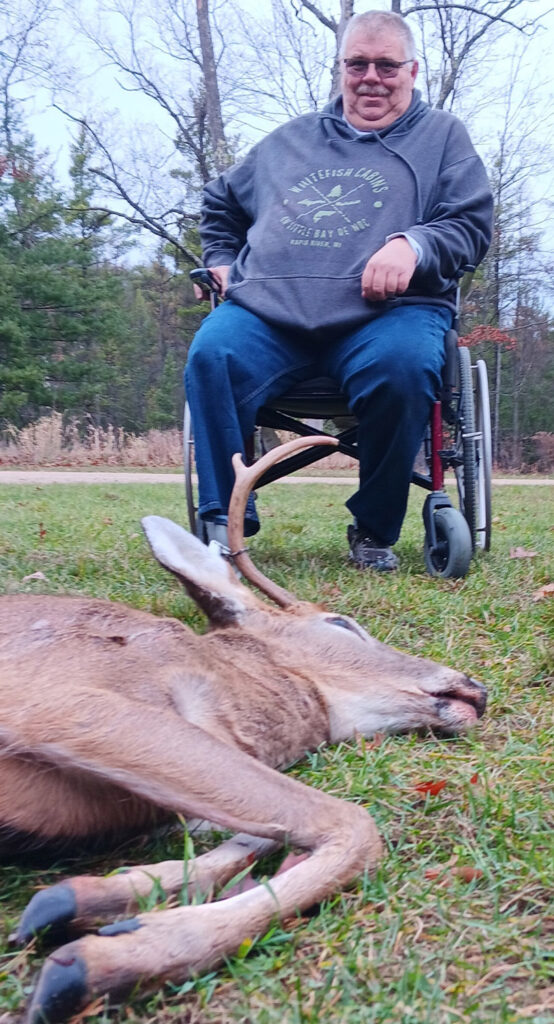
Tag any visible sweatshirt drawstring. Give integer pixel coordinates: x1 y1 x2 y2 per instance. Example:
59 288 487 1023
372 133 424 224
319 95 426 224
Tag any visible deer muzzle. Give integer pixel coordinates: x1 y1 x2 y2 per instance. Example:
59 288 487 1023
434 676 487 730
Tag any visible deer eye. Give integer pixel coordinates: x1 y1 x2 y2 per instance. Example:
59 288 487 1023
325 616 358 632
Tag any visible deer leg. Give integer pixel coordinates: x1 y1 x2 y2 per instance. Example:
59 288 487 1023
24 776 378 1024
14 832 278 943
8 688 382 1024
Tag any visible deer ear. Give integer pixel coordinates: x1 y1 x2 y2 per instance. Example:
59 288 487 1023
141 516 261 625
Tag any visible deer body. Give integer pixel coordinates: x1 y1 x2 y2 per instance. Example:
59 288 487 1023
0 594 332 849
2 442 487 1024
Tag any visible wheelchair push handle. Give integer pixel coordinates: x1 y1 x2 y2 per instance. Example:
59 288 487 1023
190 267 223 304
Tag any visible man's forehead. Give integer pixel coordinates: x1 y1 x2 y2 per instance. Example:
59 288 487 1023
343 29 407 58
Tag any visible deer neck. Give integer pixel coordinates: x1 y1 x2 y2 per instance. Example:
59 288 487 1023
171 632 332 769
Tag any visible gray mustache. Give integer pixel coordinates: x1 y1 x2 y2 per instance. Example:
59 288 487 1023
356 87 389 97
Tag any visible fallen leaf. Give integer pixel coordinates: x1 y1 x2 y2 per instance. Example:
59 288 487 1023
532 582 554 602
414 780 447 796
22 571 47 582
424 865 484 884
454 866 484 883
510 546 538 559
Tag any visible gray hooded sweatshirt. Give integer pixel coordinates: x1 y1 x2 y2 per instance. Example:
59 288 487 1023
200 92 493 338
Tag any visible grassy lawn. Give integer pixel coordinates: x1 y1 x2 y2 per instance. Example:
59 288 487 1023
0 480 552 1024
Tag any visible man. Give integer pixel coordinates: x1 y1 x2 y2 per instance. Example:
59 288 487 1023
185 10 493 571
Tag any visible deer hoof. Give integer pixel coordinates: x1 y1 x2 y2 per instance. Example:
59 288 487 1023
12 883 77 945
25 948 88 1024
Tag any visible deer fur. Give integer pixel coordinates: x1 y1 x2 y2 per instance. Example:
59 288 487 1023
1 441 487 1024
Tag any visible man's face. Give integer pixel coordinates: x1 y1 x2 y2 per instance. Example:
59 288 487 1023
341 28 418 131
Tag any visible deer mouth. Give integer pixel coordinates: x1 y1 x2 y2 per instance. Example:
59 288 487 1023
434 677 487 726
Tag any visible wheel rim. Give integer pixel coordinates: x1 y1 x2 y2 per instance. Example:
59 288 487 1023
183 402 197 534
454 346 477 549
475 359 492 550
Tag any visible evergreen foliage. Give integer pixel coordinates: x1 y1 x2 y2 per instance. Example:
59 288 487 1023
0 119 203 434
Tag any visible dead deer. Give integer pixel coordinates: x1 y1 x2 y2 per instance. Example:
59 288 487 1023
1 437 486 1024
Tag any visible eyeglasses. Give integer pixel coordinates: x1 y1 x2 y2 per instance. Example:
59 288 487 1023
343 58 413 79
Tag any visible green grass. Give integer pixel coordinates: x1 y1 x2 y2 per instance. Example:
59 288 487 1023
0 480 553 1024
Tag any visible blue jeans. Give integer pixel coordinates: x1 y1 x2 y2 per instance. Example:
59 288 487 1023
184 301 451 545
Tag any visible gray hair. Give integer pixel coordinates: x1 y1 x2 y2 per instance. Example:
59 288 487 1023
339 11 416 61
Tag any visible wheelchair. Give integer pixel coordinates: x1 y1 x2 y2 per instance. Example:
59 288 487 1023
184 269 492 579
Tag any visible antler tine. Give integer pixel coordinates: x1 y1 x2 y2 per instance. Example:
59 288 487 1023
227 435 339 608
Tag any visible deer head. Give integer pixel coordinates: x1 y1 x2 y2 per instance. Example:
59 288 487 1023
143 436 486 741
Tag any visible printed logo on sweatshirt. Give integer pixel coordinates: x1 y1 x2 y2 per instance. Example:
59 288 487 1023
280 166 388 249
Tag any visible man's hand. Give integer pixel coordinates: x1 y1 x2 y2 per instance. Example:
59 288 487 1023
361 238 417 302
193 265 231 301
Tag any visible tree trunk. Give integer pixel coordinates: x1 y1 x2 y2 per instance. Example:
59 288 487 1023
329 0 354 98
196 0 231 173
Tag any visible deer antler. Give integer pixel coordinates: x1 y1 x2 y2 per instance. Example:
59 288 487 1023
227 435 339 607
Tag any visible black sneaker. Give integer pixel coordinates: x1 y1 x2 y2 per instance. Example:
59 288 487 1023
347 524 399 572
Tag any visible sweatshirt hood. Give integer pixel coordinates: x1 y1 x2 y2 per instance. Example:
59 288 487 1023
320 90 429 141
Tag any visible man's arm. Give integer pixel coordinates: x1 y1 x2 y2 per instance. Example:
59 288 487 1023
399 121 493 291
361 119 493 302
199 152 256 271
194 153 257 300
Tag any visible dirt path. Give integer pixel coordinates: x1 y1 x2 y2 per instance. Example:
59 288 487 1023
0 470 552 486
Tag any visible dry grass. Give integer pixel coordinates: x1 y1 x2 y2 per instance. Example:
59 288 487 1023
3 415 551 474
0 413 184 468
0 415 355 472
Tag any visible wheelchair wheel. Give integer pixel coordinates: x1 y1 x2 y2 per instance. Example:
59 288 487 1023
475 359 492 551
183 401 198 534
424 506 473 578
454 346 478 549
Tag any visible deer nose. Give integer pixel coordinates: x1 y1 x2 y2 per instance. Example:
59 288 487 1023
433 676 487 725
467 678 487 718
438 676 487 719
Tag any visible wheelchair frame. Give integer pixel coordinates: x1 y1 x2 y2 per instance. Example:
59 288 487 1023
185 269 492 579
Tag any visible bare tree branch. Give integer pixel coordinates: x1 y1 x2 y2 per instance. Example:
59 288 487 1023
54 105 201 263
403 0 547 109
402 0 542 34
291 0 337 33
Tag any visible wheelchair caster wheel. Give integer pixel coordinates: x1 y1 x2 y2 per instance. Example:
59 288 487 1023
424 507 473 579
